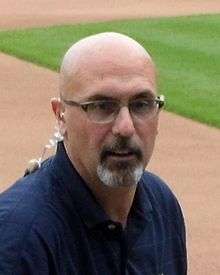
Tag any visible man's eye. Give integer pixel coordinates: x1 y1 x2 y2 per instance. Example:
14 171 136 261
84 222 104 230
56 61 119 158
90 101 117 114
131 100 152 113
96 102 111 110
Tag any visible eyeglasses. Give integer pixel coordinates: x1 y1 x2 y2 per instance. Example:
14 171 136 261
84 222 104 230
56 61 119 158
61 95 165 124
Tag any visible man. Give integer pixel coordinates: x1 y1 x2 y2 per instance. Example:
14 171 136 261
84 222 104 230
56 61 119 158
0 32 187 274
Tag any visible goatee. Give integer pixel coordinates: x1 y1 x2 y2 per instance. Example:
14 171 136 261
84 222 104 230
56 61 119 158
97 137 144 187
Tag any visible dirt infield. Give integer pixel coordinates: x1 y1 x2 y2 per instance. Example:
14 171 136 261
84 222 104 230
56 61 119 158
0 1 220 274
0 0 220 30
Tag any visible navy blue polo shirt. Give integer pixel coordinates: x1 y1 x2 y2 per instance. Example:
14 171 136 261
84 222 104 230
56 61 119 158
0 142 187 274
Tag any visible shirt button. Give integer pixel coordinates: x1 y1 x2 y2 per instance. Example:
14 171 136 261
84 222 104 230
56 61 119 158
107 224 116 230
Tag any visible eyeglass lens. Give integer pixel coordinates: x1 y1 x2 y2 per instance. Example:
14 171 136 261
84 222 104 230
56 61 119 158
86 99 159 123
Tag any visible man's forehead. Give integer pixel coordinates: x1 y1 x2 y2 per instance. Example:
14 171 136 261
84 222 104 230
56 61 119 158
84 89 156 101
65 76 157 101
62 62 156 100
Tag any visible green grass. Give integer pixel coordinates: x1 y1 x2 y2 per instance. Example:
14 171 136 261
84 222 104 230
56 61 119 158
0 14 220 128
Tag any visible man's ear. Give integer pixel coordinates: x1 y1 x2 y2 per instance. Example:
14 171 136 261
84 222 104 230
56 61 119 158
51 97 66 136
51 97 64 121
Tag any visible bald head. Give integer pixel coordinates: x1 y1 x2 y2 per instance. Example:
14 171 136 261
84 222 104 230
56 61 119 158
59 32 156 97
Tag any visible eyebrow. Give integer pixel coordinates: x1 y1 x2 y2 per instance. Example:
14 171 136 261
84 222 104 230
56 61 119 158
131 91 155 100
85 89 155 102
85 94 114 101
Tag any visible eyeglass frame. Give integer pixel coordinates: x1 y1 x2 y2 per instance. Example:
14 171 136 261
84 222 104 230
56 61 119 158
60 94 165 124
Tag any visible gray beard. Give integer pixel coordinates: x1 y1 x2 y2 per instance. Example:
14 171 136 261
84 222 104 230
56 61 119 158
97 163 144 187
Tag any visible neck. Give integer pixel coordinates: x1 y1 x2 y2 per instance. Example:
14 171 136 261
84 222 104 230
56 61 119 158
88 181 137 228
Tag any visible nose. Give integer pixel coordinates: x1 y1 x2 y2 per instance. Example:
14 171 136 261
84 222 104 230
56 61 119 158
112 107 135 137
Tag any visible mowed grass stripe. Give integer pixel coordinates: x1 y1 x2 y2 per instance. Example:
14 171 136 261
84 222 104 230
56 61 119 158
0 14 219 128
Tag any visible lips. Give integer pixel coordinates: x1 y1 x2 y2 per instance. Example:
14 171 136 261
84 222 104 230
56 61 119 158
100 138 143 163
107 151 136 159
111 151 132 155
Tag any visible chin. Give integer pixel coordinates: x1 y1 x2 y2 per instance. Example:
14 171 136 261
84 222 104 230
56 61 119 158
97 164 144 188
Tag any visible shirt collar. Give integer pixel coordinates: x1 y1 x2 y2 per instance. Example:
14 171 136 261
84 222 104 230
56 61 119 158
131 178 153 221
51 141 109 229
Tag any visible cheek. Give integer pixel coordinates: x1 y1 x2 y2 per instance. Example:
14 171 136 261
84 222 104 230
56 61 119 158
65 113 89 152
67 117 109 160
86 124 110 155
138 119 159 153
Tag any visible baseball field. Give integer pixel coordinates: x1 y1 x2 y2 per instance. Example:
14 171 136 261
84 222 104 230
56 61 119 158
0 0 220 274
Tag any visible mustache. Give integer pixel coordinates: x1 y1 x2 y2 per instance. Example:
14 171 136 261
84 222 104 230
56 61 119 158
100 137 142 161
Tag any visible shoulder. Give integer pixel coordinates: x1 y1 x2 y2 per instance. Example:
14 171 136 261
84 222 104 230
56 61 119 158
139 172 187 273
141 171 181 208
141 171 186 236
0 157 54 223
0 158 57 273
